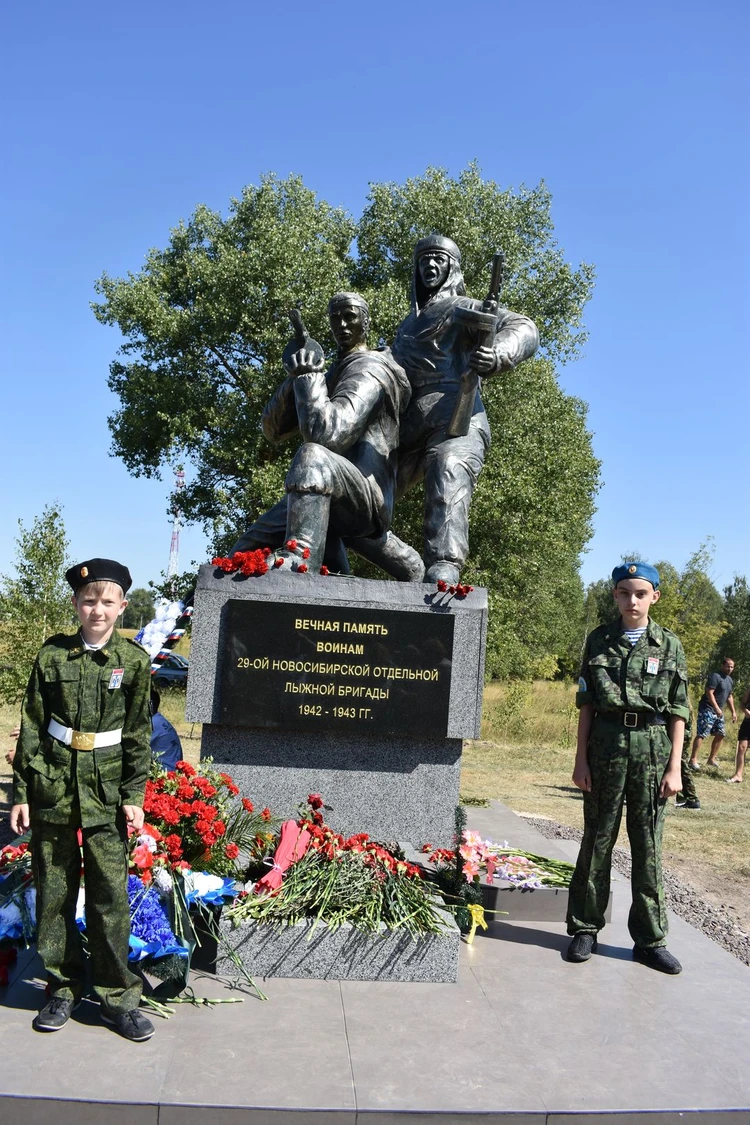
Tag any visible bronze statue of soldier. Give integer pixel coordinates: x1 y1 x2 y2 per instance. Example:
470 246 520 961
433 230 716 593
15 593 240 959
368 235 540 585
229 292 424 579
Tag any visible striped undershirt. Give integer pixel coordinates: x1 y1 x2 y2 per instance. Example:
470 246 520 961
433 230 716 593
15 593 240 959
623 627 647 646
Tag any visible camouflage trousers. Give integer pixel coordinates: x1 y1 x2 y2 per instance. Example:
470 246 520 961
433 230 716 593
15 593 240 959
32 815 142 1013
566 719 671 948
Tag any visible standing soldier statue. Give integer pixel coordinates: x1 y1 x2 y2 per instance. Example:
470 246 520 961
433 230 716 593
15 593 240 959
360 235 539 585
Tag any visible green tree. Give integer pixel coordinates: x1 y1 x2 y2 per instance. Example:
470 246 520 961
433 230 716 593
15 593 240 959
92 166 599 676
716 576 750 693
122 587 155 629
0 506 76 704
651 545 726 685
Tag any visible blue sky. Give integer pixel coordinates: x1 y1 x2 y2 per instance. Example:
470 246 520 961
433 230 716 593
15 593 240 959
1 0 747 595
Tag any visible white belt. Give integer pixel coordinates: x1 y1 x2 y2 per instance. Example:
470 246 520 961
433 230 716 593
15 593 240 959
48 719 123 752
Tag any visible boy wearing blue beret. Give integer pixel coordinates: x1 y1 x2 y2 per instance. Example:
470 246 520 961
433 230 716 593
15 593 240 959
11 558 155 1040
566 561 689 973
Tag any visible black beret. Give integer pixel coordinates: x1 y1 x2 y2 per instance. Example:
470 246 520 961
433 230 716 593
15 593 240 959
66 558 132 594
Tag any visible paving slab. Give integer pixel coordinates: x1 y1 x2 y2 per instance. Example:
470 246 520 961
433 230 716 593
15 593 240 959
0 801 747 1122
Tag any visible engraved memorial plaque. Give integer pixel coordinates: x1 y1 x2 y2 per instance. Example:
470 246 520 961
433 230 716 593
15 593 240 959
218 600 454 736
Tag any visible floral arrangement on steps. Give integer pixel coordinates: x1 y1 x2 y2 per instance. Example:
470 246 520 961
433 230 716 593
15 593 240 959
226 794 450 939
421 808 575 936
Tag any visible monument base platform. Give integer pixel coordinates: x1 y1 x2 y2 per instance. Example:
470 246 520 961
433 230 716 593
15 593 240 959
1 802 748 1123
217 905 460 982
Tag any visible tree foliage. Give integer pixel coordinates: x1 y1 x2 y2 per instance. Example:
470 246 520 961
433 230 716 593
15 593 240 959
0 506 76 704
93 166 599 677
122 587 155 629
716 577 750 694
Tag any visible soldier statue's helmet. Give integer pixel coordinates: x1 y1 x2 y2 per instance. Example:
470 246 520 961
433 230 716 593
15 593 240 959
66 558 132 594
611 561 660 589
413 234 461 264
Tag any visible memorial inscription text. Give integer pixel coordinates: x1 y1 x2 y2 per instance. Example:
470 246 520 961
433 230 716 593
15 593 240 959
219 601 454 735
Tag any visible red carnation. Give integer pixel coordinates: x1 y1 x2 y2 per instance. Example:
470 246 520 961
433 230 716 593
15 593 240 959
297 564 308 573
261 807 271 822
307 793 324 810
320 566 329 576
302 547 311 559
225 842 240 860
242 798 255 814
274 557 284 568
436 580 448 592
286 539 298 551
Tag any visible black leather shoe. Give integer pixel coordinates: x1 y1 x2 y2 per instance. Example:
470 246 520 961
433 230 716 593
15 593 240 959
102 1007 155 1041
32 995 80 1032
566 933 597 962
633 945 682 974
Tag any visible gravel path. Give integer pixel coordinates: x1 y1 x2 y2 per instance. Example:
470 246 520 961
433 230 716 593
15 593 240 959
520 814 750 967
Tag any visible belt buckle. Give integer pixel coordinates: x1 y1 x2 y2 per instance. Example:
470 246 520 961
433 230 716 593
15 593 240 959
71 730 96 751
623 712 638 729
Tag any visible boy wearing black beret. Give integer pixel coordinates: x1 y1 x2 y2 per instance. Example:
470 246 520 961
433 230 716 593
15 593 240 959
566 562 689 973
11 558 155 1040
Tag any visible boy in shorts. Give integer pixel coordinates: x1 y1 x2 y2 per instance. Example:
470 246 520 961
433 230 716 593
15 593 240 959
566 562 689 973
10 558 154 1040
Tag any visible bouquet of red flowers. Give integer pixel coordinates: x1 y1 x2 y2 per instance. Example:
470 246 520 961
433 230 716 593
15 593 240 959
227 794 449 937
138 759 275 879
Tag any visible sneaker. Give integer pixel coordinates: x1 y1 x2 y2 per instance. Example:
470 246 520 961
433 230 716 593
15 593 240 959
32 995 81 1032
633 945 682 974
676 797 701 809
687 762 701 772
102 1008 155 1041
566 932 597 962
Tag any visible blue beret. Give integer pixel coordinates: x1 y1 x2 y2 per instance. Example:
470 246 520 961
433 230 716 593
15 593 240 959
611 561 660 589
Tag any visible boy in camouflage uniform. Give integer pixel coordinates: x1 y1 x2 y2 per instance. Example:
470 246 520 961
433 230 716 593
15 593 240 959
10 558 155 1040
566 562 689 974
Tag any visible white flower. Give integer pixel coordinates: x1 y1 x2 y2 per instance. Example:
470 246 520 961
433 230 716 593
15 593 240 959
185 871 224 898
153 868 174 896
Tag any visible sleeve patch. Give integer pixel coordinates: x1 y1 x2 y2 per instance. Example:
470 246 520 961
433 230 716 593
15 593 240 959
578 677 587 692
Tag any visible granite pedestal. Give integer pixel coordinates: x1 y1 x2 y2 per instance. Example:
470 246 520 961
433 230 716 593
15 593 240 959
186 566 487 847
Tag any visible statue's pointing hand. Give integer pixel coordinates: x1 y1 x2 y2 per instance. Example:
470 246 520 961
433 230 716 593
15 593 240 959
286 348 326 377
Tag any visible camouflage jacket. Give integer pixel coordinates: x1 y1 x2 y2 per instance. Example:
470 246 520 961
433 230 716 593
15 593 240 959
576 618 690 721
13 630 152 827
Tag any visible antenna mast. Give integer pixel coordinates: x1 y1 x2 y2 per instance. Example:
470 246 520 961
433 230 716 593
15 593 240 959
167 467 185 597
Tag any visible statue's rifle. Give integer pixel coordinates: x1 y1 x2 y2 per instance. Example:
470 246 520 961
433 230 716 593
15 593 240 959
446 250 505 438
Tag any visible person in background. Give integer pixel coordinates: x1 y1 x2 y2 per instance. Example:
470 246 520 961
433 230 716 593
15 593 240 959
727 684 750 784
675 709 700 809
688 658 737 770
150 688 183 771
